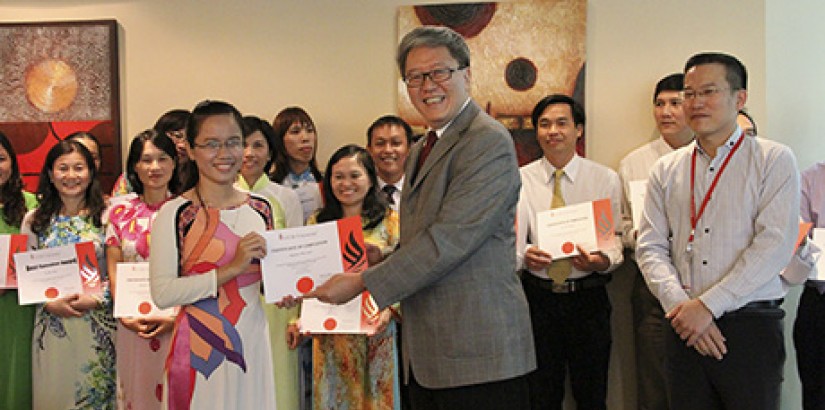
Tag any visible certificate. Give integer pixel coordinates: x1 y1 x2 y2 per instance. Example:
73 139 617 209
113 262 176 318
0 234 28 289
14 242 103 305
536 198 615 259
300 291 380 334
628 180 647 230
260 216 367 302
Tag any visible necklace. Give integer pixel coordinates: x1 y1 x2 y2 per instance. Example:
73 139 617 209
193 185 243 231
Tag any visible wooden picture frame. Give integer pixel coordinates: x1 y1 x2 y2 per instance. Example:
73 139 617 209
0 19 121 193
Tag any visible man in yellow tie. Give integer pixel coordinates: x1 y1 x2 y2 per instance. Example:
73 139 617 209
516 94 624 409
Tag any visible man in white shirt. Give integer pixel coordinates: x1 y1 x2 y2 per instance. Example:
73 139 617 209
637 52 799 410
365 114 412 410
517 94 623 409
618 73 693 410
366 115 412 212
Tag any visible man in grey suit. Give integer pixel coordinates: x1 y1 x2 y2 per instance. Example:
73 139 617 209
308 26 536 409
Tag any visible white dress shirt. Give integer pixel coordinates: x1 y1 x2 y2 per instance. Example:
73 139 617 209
617 136 676 252
637 127 800 317
517 155 624 280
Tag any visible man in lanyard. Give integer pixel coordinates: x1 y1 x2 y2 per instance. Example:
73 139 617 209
516 94 623 409
637 52 799 410
366 115 412 212
308 26 535 410
618 73 693 410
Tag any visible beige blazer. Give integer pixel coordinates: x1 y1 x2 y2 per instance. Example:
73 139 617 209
363 100 536 389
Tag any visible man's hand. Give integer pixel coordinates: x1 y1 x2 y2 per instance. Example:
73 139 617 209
524 246 553 271
570 245 610 272
667 299 714 346
304 272 365 305
692 321 727 360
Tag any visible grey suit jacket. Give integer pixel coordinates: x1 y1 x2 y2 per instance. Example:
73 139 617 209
363 100 536 389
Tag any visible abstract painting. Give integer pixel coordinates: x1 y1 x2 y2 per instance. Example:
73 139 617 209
0 19 121 192
397 0 586 165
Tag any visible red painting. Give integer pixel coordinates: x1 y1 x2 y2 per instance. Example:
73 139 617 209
0 20 121 193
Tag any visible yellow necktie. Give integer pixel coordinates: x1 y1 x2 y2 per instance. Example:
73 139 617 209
547 169 572 283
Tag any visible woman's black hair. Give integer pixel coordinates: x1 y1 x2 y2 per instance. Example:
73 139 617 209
315 144 387 230
0 132 28 227
181 100 245 191
30 140 105 235
270 107 323 184
125 129 181 195
242 115 277 174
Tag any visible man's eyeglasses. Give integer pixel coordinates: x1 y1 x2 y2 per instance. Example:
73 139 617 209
404 66 466 88
682 86 738 101
192 138 243 152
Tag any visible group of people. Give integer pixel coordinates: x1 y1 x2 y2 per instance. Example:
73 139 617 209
0 24 822 410
0 96 413 410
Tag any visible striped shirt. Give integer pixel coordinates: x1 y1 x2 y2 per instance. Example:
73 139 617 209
637 127 800 317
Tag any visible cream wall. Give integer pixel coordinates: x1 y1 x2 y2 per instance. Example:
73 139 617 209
0 0 768 170
3 1 821 409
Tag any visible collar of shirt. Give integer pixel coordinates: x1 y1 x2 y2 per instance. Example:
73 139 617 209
377 175 404 191
539 154 582 185
654 135 680 154
694 125 744 160
430 97 472 138
235 174 269 193
286 168 316 184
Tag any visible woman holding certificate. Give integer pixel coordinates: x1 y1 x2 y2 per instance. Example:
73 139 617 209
295 144 401 410
0 132 38 409
149 100 276 409
21 139 115 409
105 130 179 410
237 115 303 410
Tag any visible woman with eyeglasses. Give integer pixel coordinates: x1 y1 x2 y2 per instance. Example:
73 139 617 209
0 132 39 410
21 139 115 409
105 130 180 410
290 144 401 410
150 100 276 409
271 107 324 223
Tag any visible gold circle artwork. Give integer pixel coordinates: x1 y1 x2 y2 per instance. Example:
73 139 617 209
25 59 79 113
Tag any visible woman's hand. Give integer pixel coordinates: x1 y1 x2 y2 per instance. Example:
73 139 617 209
286 322 306 350
365 243 384 266
218 232 267 286
44 294 83 318
120 317 151 334
275 295 301 309
69 294 101 312
138 316 176 339
366 308 393 336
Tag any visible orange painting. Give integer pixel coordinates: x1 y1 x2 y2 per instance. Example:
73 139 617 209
0 20 121 192
397 0 587 165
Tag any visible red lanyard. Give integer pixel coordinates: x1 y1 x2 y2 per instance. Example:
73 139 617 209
688 132 745 244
